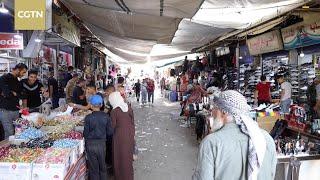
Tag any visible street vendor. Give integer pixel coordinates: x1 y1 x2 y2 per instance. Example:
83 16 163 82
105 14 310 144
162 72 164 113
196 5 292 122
0 63 28 138
70 83 105 111
254 75 271 106
21 69 48 109
72 78 87 106
276 75 292 115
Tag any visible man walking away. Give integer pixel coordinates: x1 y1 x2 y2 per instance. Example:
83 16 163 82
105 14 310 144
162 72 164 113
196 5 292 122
48 71 59 109
84 95 113 180
193 90 277 180
160 77 165 95
141 79 148 106
147 79 155 105
134 80 141 102
0 63 28 138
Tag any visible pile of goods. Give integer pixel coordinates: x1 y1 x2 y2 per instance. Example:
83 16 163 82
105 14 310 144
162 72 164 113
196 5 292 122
0 109 86 180
0 148 44 163
35 148 72 164
52 139 79 148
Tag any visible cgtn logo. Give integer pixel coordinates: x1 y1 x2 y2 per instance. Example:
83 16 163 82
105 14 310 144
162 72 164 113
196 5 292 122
0 33 24 50
17 11 44 18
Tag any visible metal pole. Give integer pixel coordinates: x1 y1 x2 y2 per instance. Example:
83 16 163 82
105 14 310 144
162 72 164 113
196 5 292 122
54 45 59 79
236 44 240 89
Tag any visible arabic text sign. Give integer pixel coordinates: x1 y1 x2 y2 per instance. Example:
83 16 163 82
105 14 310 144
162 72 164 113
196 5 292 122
281 21 320 50
247 30 283 56
0 33 24 50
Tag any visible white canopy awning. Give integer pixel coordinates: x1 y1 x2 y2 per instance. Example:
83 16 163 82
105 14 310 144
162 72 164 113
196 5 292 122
60 0 307 63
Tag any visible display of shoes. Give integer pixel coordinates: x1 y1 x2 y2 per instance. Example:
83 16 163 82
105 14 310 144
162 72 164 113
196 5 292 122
300 86 308 90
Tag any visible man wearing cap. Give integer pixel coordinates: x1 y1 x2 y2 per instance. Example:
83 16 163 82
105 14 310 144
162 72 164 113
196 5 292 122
84 95 113 180
193 90 277 180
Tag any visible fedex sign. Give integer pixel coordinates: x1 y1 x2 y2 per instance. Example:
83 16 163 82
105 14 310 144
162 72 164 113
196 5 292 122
0 33 24 50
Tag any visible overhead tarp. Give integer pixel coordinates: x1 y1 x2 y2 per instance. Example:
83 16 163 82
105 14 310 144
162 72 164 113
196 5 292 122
59 0 307 63
192 0 307 29
84 22 156 54
62 0 206 62
63 0 203 19
171 19 234 51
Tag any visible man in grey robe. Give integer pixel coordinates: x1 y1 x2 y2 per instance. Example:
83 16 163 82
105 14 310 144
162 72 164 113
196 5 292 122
193 90 277 180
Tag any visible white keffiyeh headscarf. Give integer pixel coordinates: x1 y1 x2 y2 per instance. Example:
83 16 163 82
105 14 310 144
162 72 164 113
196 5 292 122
109 92 128 112
212 90 266 180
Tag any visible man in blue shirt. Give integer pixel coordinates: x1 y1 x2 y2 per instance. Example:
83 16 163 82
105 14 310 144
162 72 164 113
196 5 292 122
84 95 113 180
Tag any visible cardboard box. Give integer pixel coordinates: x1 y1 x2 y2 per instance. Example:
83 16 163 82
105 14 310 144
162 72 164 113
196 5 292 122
32 149 72 180
32 163 70 180
0 162 33 180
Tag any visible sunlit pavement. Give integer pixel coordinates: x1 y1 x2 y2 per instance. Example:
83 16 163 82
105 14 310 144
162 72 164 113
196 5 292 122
130 90 198 180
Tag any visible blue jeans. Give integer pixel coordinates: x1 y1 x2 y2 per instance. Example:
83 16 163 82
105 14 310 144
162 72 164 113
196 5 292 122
141 91 147 104
280 99 291 114
0 109 19 139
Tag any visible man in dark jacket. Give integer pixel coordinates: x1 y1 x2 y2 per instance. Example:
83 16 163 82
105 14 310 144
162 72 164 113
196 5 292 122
84 95 113 180
0 63 28 138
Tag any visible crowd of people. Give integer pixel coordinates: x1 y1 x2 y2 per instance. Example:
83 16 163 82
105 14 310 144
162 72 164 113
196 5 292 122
1 62 309 180
133 78 155 106
0 63 136 180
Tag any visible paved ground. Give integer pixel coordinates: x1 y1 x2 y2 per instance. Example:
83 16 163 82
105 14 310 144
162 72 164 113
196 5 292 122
131 95 199 180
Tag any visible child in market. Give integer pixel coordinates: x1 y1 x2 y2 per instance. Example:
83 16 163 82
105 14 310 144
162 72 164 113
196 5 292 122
84 95 113 180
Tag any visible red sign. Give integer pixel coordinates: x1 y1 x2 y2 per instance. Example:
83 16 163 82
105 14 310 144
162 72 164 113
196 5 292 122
0 33 24 50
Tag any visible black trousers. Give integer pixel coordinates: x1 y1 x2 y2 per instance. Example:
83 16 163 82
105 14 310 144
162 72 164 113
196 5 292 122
86 140 107 180
0 121 4 141
148 92 154 103
106 137 113 166
135 91 140 102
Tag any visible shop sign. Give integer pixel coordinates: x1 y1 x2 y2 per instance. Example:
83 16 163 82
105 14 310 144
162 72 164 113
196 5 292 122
215 47 230 57
281 20 320 50
14 0 46 30
247 30 283 56
53 13 81 46
0 33 24 50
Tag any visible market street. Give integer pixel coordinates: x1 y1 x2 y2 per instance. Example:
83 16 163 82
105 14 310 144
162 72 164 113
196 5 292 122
131 96 198 180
